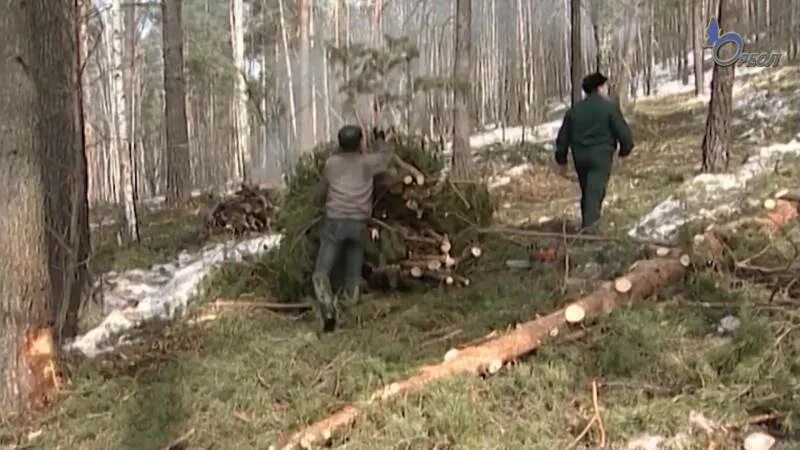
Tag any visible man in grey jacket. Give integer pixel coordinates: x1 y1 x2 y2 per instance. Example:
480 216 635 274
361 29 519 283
312 125 392 332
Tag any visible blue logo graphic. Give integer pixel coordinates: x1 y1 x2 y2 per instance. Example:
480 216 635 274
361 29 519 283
704 17 781 67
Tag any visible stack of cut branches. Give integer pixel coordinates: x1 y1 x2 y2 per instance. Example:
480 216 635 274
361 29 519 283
203 184 279 235
263 133 494 303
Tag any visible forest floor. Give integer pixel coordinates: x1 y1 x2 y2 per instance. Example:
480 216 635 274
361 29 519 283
4 68 800 450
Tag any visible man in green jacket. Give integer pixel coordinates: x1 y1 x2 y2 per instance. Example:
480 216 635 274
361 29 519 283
555 72 634 230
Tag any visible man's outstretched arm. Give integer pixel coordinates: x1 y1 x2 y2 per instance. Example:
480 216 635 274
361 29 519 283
610 104 634 157
365 129 393 176
555 110 572 165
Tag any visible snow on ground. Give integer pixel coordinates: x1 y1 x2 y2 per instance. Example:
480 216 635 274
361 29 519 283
628 139 800 242
634 50 770 101
487 163 535 190
442 119 563 156
67 234 282 358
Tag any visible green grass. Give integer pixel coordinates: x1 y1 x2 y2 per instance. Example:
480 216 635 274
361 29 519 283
15 262 799 449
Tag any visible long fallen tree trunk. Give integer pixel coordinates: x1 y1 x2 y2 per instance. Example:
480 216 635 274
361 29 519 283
270 251 690 450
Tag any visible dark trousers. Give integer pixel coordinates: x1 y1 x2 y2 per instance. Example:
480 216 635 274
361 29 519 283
573 149 613 229
312 218 367 301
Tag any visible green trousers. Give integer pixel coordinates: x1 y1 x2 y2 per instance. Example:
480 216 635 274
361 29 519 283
312 218 366 331
573 148 613 229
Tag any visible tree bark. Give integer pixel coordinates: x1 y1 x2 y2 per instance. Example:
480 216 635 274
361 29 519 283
570 0 582 106
451 0 473 180
1 0 74 418
162 0 192 206
278 0 298 152
111 0 140 243
692 0 705 96
229 0 251 182
47 0 92 340
701 0 735 173
297 0 313 152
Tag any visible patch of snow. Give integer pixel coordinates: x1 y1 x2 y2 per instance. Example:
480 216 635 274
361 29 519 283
487 163 535 190
629 139 800 242
636 51 770 100
443 119 563 155
66 234 282 358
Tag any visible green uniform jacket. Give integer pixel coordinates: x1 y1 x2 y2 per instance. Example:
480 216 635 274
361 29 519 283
554 94 634 228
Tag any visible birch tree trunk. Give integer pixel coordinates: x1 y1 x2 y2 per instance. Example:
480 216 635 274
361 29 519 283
230 0 250 182
111 0 140 243
297 0 314 152
162 0 192 205
451 0 473 180
0 0 78 417
278 0 298 151
701 0 735 173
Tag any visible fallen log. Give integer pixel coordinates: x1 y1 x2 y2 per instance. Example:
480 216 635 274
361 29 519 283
269 251 688 450
694 195 800 262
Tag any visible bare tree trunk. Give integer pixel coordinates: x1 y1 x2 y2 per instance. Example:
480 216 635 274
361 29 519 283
1 0 76 417
701 0 735 173
51 0 91 340
111 0 139 243
692 0 705 96
278 0 298 151
790 0 798 60
297 0 313 152
230 0 250 182
451 0 473 180
570 0 583 106
679 0 690 85
124 5 138 201
162 0 192 205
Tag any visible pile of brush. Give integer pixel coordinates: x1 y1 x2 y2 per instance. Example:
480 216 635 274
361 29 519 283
203 184 279 235
262 132 494 303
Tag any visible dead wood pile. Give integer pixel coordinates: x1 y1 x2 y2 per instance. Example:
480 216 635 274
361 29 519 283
262 133 494 303
203 184 280 235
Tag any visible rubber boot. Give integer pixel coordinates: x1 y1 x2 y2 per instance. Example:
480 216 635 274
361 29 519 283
341 281 361 307
312 274 337 332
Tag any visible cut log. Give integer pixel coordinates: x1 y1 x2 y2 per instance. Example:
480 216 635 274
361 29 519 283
564 304 586 323
440 235 452 254
679 254 692 268
270 254 688 450
470 246 482 258
614 277 632 293
695 198 800 261
443 348 459 362
443 255 457 268
761 199 799 235
763 198 777 210
774 188 790 199
393 154 425 185
655 247 671 257
409 266 423 278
